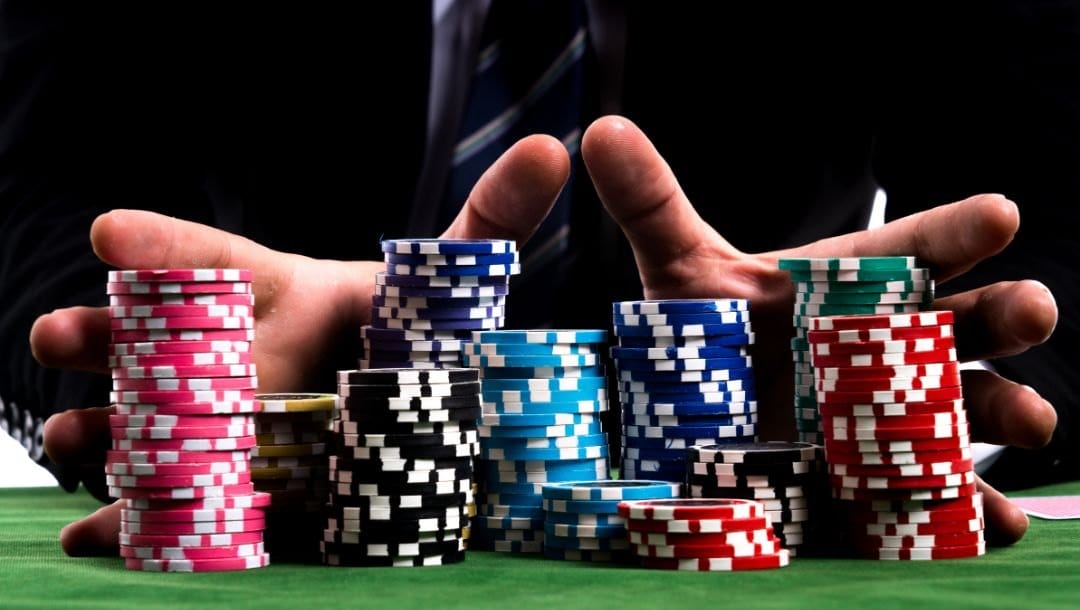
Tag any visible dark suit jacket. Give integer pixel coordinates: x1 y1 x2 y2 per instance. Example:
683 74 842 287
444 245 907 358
2 1 1077 491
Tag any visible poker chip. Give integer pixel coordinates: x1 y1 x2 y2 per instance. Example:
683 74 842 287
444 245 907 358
106 281 253 295
613 299 750 315
109 340 252 356
114 401 260 416
110 293 256 307
124 553 271 572
111 329 257 343
109 304 253 320
120 517 266 535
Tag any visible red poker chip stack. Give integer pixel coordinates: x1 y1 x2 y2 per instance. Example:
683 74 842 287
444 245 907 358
106 268 269 572
807 311 985 560
617 499 790 571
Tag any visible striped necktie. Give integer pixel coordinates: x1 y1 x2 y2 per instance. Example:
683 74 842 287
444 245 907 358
440 0 589 326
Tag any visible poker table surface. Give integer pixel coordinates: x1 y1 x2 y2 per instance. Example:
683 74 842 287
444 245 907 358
1 482 1076 610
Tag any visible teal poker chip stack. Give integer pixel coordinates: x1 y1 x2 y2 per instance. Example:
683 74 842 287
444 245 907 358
360 239 520 370
611 300 760 482
778 257 935 444
467 330 612 553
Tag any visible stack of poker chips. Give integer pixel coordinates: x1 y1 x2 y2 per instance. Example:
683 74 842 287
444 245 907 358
685 442 825 556
540 480 680 562
105 268 269 572
361 239 519 369
611 300 758 481
322 368 480 567
807 310 984 560
252 393 338 561
467 330 610 554
618 499 790 571
778 257 934 445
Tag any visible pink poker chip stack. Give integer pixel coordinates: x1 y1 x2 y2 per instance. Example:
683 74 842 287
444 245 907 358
105 268 270 572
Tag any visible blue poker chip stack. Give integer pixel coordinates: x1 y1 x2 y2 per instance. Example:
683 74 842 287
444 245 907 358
467 330 612 553
360 239 520 370
540 480 680 562
610 300 759 481
777 257 934 444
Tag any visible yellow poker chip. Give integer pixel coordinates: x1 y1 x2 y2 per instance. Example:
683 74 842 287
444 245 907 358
256 393 339 413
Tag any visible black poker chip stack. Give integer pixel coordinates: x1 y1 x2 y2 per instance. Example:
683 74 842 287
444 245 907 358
685 441 827 556
321 368 480 567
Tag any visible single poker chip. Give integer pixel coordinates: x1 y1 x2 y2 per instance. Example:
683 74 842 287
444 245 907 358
830 470 976 490
851 529 985 549
480 376 607 392
793 303 923 317
328 467 470 488
632 539 783 559
478 412 599 428
824 411 968 431
826 435 972 455
359 350 461 364
613 299 750 315
623 401 758 417
480 503 545 519
815 374 962 393
337 368 477 386
362 338 468 353
823 421 969 442
831 482 979 502
106 449 250 465
610 346 749 362
381 238 515 255
612 322 753 339
340 395 480 413
356 360 455 370
124 552 270 572
864 541 986 561
473 329 608 345
109 269 253 283
108 340 252 356
109 304 254 319
809 337 955 357
111 435 258 452
794 279 933 294
794 291 930 305
373 283 510 298
785 267 931 282
112 376 258 392
686 483 806 501
107 460 250 477
370 316 505 331
319 537 466 559
111 329 256 343
543 533 630 552
106 281 252 295
373 295 506 312
374 304 505 320
639 550 789 571
849 492 983 515
110 423 256 441
110 293 256 307
107 471 252 488
810 348 957 369
624 423 756 440
337 429 478 448
338 382 480 400
120 517 265 535
542 497 630 516
859 518 985 536
322 549 466 568
124 492 272 512
479 365 606 380
616 334 756 349
478 422 602 438
112 364 258 380
114 401 259 416
688 460 816 478
806 325 953 344
816 362 961 381
613 311 752 327
464 353 600 368
340 406 482 425
826 448 973 469
331 456 472 476
809 311 953 331
619 379 753 394
621 413 755 429
626 525 775 546
119 542 265 560
473 514 547 531
617 498 765 521
480 445 608 462
342 442 476 461
375 272 510 289
468 343 598 357
256 393 338 413
108 413 254 428
619 389 755 404
540 480 681 502
685 471 809 490
483 387 606 404
483 465 608 484
109 315 254 331
386 261 521 277
613 356 753 372
332 419 475 437
849 505 984 526
108 352 253 368
779 257 917 271
384 251 519 267
109 482 256 500
686 442 820 465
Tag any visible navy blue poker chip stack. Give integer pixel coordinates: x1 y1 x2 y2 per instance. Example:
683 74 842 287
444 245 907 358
540 480 681 562
611 300 759 481
322 368 481 567
361 239 520 370
466 330 611 553
685 441 826 557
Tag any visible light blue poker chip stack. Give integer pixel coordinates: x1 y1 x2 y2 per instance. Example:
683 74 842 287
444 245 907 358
466 330 612 553
540 480 681 562
777 257 935 445
610 300 760 482
360 239 520 370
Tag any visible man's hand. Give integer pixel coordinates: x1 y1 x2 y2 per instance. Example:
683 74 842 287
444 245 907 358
34 135 571 556
581 115 1058 546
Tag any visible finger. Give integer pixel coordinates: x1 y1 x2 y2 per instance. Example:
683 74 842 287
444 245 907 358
581 116 752 293
60 500 121 557
962 369 1057 449
785 194 1019 282
30 307 111 373
978 477 1029 546
90 210 296 311
43 406 114 466
442 134 571 245
937 280 1058 361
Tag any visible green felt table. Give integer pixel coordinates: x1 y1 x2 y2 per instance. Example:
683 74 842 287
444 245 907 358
1 484 1076 610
